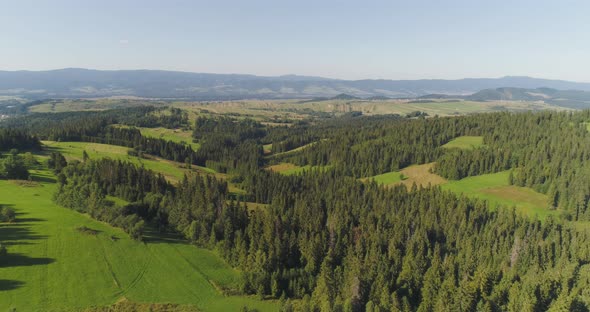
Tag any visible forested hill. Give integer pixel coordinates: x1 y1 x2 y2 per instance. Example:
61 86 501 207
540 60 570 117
2 68 590 99
464 87 590 109
7 107 590 309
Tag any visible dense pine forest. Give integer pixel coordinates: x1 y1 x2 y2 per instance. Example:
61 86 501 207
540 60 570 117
5 107 590 311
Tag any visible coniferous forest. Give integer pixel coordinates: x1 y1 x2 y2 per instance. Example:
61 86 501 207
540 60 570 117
4 107 590 311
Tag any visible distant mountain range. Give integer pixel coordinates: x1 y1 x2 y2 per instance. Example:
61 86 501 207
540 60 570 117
417 87 590 109
1 68 590 100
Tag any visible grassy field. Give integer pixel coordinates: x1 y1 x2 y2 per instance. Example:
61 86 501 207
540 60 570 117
442 136 484 149
41 141 211 182
362 164 556 220
28 99 161 113
398 163 447 188
0 169 278 311
266 162 331 175
361 171 403 185
42 141 247 201
115 126 201 151
441 171 558 220
173 98 567 120
26 98 569 125
360 163 446 188
266 141 321 159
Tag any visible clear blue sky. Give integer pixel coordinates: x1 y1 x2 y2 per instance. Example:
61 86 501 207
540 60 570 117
1 0 589 81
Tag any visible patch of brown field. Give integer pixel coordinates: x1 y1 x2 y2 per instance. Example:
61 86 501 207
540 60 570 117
266 162 299 173
397 163 447 188
481 186 548 207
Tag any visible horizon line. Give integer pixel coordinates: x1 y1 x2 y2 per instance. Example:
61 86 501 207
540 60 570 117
1 67 588 84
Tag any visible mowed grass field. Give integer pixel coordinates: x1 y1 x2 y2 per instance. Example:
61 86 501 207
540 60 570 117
442 136 484 150
0 169 278 311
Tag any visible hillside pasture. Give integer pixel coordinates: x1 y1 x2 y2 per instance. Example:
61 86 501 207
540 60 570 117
41 141 213 182
0 169 278 311
114 125 201 150
41 141 248 197
361 164 556 220
441 171 557 220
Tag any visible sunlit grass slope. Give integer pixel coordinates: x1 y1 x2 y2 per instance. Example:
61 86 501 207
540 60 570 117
0 169 278 311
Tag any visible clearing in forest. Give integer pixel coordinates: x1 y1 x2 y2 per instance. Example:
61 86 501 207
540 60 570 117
116 125 201 151
398 163 448 188
360 171 403 185
41 141 247 198
266 162 331 175
41 141 201 182
441 171 558 220
362 164 556 220
442 136 484 150
360 163 446 188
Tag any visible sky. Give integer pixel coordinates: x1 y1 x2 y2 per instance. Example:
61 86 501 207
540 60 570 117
1 0 589 81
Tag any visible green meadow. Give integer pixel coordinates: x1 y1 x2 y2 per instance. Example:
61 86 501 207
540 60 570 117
441 171 557 220
0 169 278 311
121 126 201 151
362 171 403 185
267 162 332 176
442 136 484 150
41 141 212 182
362 167 556 220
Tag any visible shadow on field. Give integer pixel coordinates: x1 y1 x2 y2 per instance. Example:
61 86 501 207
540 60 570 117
30 173 56 184
0 253 55 268
0 212 48 246
16 217 47 223
14 211 47 224
142 227 188 245
0 279 25 291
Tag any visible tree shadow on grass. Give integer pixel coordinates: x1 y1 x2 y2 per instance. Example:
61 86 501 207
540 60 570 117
13 211 47 224
30 174 56 184
0 224 48 243
0 211 48 247
142 227 188 245
0 279 25 291
0 253 55 268
15 217 47 223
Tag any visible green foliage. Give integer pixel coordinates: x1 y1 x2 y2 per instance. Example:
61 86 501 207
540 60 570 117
0 153 29 180
47 151 67 173
0 205 16 222
6 107 590 311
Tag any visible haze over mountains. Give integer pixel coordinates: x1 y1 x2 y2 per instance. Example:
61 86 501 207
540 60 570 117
2 68 590 100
